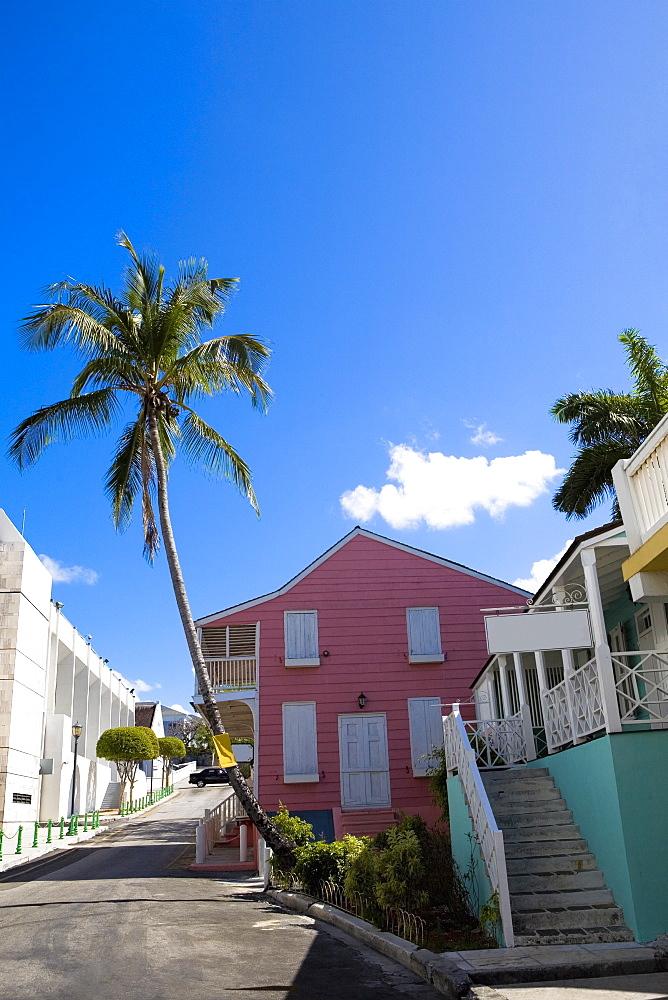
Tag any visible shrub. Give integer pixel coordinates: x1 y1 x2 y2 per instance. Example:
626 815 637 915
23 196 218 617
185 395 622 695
134 726 160 759
375 827 429 912
428 745 449 822
272 804 315 848
294 835 369 896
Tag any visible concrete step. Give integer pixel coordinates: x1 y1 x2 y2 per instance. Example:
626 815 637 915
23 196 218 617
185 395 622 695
496 809 574 829
340 809 398 839
484 775 555 792
482 767 551 781
492 797 568 816
511 887 615 910
504 824 581 843
486 786 562 804
505 837 590 858
512 904 626 932
506 853 598 875
509 869 606 893
513 926 636 947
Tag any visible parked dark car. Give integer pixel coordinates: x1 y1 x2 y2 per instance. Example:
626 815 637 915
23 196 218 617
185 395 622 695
189 767 230 788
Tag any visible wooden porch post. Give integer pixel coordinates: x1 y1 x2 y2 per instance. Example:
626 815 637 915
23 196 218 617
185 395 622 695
581 548 622 734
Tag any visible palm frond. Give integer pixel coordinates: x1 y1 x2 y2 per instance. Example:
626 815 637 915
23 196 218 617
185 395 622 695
164 334 272 410
620 329 668 413
105 419 145 531
550 390 647 447
552 440 633 519
70 354 141 396
8 389 121 469
19 301 127 357
179 410 259 513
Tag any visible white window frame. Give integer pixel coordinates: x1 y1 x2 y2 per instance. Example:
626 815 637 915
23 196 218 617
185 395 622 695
282 702 319 783
407 697 445 776
406 607 444 663
284 610 320 667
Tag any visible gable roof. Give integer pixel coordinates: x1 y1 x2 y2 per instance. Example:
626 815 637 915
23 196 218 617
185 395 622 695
135 703 157 728
195 526 531 626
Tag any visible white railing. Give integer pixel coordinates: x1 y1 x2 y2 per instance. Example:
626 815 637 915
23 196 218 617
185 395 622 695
626 426 668 537
459 709 536 768
611 650 668 725
195 792 247 863
443 709 514 947
196 657 256 695
542 656 605 751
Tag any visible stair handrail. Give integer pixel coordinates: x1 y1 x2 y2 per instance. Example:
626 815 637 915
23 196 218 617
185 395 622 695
443 706 515 947
196 791 246 863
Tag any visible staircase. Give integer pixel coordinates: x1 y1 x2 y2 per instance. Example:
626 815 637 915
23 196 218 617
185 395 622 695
481 768 634 946
340 809 398 839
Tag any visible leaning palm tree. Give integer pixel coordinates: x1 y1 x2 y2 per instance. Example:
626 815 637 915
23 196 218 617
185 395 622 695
9 232 294 865
552 329 668 519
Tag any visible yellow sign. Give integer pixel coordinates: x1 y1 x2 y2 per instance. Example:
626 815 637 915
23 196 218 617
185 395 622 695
212 733 237 768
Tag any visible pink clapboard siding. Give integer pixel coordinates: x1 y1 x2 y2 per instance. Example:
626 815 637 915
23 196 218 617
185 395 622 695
201 530 524 824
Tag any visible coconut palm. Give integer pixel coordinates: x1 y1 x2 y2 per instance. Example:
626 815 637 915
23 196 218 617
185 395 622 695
552 329 668 519
9 232 294 864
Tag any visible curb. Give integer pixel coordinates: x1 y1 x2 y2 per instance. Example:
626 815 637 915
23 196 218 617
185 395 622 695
266 889 472 999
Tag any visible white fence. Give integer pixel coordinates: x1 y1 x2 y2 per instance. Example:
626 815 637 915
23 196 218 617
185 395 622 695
443 708 515 947
457 708 536 768
541 649 668 751
195 793 247 864
196 658 256 694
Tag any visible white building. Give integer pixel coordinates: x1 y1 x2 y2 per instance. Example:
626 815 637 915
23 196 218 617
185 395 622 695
0 509 136 829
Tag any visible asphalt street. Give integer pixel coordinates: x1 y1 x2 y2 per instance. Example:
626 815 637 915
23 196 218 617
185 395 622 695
0 787 440 1000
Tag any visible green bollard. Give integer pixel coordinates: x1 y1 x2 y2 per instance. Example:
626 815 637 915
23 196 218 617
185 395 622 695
46 819 52 844
83 812 88 832
67 815 76 837
59 816 65 840
16 825 22 855
0 830 4 861
32 821 39 849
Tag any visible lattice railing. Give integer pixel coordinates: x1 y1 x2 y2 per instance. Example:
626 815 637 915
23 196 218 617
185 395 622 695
460 712 534 768
443 709 514 947
542 655 605 751
611 650 668 724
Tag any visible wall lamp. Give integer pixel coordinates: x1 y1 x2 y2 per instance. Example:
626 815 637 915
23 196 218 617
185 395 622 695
358 692 367 710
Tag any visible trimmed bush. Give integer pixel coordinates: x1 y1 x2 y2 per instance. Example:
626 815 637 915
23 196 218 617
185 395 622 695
135 726 160 759
294 835 368 896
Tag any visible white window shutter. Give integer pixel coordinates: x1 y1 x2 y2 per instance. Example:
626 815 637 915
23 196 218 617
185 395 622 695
408 697 444 775
407 608 442 658
285 612 319 663
282 703 319 782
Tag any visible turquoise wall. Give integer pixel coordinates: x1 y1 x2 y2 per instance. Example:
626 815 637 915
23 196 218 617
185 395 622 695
446 775 498 941
529 731 668 942
603 592 639 648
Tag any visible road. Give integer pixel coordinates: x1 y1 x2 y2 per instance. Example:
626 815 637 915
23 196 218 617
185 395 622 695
0 787 439 1000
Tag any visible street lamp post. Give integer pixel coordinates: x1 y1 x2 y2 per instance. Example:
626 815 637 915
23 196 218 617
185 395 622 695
71 723 82 817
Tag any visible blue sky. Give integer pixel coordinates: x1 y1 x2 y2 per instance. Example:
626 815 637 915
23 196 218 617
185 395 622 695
3 2 668 709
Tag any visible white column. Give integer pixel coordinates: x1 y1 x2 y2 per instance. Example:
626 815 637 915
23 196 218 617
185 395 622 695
497 657 512 718
512 652 528 705
562 648 583 745
581 548 622 733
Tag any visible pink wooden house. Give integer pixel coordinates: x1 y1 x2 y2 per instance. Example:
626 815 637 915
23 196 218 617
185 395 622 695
194 528 527 840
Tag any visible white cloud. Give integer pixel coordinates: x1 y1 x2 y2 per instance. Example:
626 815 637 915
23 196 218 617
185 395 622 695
133 679 154 694
465 421 502 447
340 444 562 530
170 704 188 713
513 541 573 593
39 555 99 585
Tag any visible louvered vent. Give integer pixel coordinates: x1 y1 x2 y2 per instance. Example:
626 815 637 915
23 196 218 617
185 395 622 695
201 623 257 658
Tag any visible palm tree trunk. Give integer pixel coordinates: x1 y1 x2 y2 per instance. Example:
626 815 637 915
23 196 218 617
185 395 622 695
147 410 295 867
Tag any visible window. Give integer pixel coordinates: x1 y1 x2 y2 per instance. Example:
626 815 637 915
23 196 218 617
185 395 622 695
407 698 444 776
284 611 320 666
282 702 319 782
12 793 31 804
406 608 444 663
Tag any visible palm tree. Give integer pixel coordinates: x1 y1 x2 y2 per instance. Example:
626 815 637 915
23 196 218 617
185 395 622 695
552 329 668 519
9 232 295 865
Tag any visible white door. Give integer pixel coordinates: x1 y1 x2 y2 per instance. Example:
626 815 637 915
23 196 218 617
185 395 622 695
339 714 390 808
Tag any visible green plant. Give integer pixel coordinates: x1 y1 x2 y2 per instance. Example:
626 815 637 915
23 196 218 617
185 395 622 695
427 745 449 822
294 835 368 896
135 726 160 759
375 827 429 912
479 892 501 938
96 727 156 811
269 805 315 885
158 736 186 787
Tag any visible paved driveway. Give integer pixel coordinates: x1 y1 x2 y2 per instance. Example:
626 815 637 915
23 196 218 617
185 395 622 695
0 787 439 1000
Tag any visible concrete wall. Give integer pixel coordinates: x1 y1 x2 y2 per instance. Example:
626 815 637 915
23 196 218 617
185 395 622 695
528 731 668 942
0 509 137 828
446 775 495 934
202 533 525 823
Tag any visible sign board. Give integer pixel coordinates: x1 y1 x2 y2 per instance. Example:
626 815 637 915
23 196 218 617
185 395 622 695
485 609 592 654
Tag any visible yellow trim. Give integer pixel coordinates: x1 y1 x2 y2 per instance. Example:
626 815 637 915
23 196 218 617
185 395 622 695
212 733 237 767
622 521 668 579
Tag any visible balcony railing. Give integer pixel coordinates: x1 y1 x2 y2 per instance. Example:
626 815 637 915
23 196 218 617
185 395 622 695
196 657 257 695
625 429 668 539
